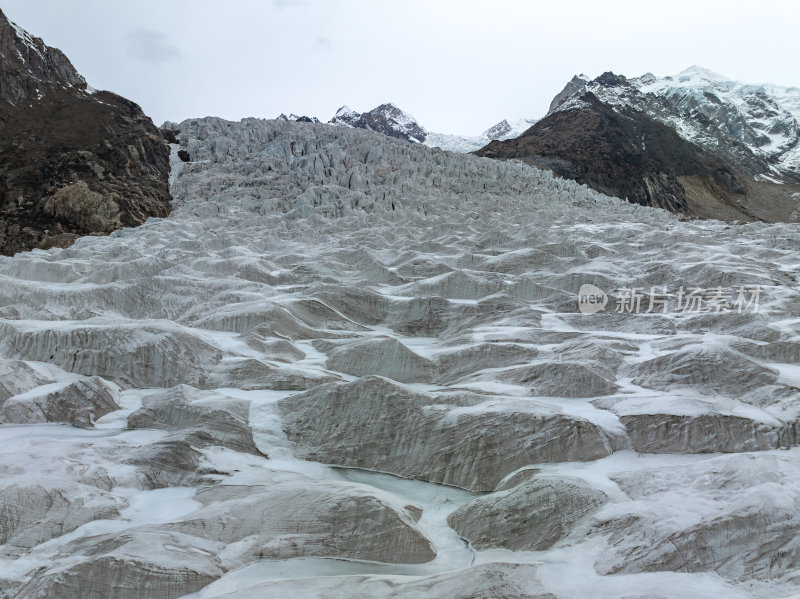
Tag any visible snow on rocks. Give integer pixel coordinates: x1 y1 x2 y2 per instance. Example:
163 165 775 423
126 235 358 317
195 562 553 599
127 385 262 456
278 376 626 491
0 482 122 551
448 474 609 550
0 319 224 389
0 359 61 401
325 337 436 383
165 481 436 565
12 529 225 599
500 361 620 397
0 376 119 427
594 451 800 580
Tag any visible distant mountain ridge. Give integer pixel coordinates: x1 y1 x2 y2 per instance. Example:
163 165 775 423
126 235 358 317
276 103 538 152
328 103 537 152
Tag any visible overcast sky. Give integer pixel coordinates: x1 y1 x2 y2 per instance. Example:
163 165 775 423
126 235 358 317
4 0 798 135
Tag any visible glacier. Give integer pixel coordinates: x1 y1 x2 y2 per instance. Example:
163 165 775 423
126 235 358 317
1 118 800 598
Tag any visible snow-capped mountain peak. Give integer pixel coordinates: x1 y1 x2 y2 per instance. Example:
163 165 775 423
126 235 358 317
277 113 320 123
328 102 427 143
550 66 800 180
330 105 361 127
333 105 359 119
675 65 731 84
367 103 427 142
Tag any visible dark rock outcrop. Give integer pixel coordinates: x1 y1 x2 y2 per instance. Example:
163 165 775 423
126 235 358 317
0 9 171 256
548 74 588 113
483 119 514 140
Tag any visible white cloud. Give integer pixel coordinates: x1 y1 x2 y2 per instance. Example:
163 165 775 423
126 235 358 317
273 0 305 8
125 29 180 65
3 0 798 134
313 37 331 51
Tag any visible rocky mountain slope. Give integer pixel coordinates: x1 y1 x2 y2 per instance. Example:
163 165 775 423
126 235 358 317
1 117 799 598
0 10 171 256
477 67 800 221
